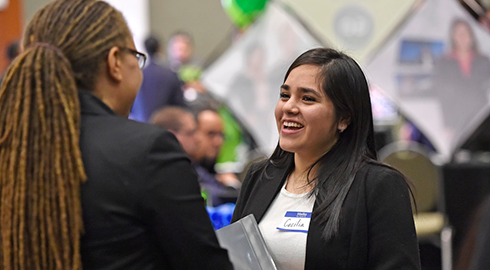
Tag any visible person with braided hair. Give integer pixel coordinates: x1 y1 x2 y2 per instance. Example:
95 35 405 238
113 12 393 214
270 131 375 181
0 0 232 269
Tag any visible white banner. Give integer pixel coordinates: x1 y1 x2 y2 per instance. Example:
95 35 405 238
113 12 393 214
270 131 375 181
366 0 490 161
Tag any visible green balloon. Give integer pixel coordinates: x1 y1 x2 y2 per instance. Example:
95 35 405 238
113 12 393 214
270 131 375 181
236 0 268 14
221 0 268 28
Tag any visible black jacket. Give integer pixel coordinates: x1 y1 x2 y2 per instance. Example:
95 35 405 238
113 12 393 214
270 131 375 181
78 91 232 269
232 159 421 269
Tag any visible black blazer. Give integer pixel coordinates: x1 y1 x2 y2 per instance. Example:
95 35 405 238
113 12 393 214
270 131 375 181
232 159 421 270
78 91 232 270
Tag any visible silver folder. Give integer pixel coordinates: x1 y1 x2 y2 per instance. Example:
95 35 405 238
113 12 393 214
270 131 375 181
216 214 278 270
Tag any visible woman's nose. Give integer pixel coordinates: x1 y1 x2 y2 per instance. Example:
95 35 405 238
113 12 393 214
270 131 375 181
283 98 299 114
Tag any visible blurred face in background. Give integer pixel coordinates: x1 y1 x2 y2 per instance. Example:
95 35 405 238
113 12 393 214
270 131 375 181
194 110 224 164
169 35 193 64
173 113 198 156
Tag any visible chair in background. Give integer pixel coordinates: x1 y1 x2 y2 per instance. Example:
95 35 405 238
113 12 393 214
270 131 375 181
378 140 453 270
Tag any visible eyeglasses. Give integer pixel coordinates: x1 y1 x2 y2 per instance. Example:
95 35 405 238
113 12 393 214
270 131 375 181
120 47 147 69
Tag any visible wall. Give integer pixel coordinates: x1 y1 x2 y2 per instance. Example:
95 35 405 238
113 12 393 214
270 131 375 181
149 0 233 65
104 0 150 55
23 0 234 66
0 0 23 74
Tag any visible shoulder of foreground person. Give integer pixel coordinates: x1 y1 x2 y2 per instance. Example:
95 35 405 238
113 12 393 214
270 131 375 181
137 122 234 269
80 117 233 269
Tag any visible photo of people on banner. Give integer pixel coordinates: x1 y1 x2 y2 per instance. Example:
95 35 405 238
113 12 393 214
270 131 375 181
367 0 490 161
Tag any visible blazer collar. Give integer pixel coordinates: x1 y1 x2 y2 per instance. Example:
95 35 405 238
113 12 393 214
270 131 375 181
79 90 116 116
251 160 294 222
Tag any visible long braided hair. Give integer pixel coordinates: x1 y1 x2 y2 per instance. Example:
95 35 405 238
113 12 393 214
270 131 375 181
0 0 131 269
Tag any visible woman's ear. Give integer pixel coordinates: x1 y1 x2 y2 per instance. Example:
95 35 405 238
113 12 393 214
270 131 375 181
338 117 351 133
106 46 123 82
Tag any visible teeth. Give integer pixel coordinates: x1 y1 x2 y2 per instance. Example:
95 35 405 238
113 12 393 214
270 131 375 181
283 122 304 128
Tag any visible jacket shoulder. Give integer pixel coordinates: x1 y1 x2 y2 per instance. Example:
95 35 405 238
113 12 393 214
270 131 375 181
355 162 411 208
358 162 405 184
81 115 183 164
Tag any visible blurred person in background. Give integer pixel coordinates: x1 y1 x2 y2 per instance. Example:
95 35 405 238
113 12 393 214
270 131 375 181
194 109 241 206
166 30 203 82
166 30 251 183
166 30 205 98
0 0 232 269
130 35 186 122
150 106 198 160
151 107 241 206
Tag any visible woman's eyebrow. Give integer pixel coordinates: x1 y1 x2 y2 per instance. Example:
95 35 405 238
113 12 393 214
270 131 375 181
299 87 321 97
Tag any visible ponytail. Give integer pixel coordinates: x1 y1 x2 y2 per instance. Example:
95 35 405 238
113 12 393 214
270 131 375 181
0 43 86 270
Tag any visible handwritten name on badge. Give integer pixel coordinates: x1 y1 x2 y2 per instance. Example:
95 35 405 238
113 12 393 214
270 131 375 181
277 211 311 233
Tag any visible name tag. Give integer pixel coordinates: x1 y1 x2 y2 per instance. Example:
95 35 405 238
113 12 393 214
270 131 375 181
276 211 311 233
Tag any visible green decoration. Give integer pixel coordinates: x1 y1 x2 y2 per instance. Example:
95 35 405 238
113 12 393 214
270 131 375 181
236 0 268 13
178 65 202 83
216 106 244 165
221 0 268 28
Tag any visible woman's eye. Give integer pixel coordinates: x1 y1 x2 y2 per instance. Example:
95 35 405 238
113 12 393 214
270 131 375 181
303 95 316 102
279 93 290 99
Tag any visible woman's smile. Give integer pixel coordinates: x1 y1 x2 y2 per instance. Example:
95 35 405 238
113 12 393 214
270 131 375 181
281 120 305 134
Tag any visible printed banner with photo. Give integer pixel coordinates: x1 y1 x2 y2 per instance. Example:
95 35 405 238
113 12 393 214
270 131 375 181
201 2 321 156
366 0 490 161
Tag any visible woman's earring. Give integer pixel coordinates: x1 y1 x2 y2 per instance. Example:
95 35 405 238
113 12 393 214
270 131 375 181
339 128 345 133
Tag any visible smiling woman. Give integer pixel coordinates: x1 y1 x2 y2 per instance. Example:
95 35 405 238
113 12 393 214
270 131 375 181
232 48 421 270
276 64 344 166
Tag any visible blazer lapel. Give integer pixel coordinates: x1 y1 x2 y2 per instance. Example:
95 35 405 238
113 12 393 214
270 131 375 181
244 162 292 223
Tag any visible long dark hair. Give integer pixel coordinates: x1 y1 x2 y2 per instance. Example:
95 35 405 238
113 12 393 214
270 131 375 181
264 48 377 241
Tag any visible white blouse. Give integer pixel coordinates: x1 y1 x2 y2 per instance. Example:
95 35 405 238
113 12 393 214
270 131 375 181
258 182 315 270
